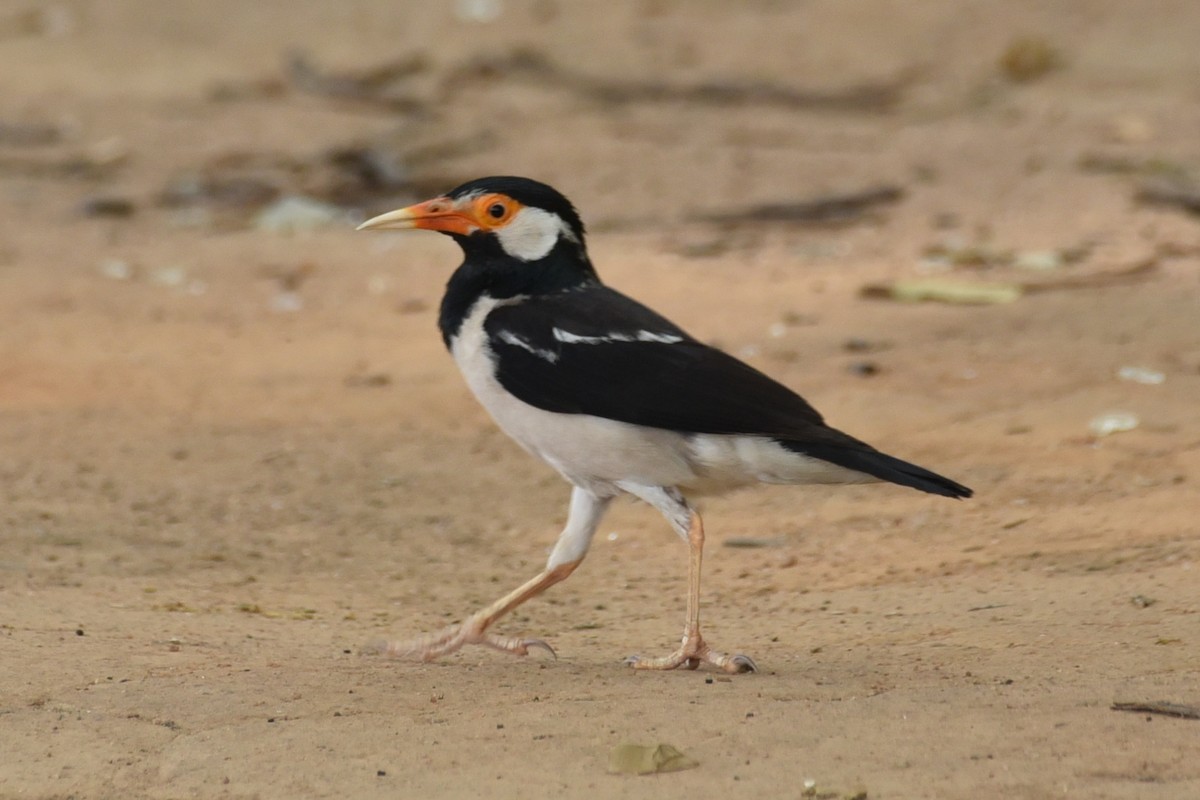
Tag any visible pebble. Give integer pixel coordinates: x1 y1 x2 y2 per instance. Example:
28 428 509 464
1117 366 1165 385
81 196 135 218
269 291 304 313
1012 250 1063 271
151 266 187 287
98 259 134 281
455 0 503 23
1089 411 1139 437
255 195 349 234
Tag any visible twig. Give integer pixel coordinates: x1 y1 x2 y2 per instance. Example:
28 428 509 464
1111 701 1200 720
286 50 428 113
698 186 904 226
1137 179 1200 216
860 256 1160 305
1019 256 1159 293
0 120 64 146
444 49 908 113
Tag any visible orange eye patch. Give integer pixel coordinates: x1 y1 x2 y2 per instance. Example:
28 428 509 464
473 194 523 228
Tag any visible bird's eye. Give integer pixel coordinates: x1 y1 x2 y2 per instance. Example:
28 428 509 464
487 202 507 219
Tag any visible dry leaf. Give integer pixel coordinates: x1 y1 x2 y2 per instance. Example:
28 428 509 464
608 743 699 775
860 279 1023 305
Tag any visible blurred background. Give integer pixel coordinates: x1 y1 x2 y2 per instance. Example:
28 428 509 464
3 0 1199 231
2 3 1198 798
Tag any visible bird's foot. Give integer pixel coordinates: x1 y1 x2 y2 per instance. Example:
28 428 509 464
625 635 757 674
369 616 556 662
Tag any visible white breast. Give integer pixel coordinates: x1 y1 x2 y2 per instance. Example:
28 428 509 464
450 296 697 494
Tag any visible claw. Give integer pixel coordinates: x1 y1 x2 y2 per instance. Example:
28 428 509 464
521 638 557 659
726 654 758 674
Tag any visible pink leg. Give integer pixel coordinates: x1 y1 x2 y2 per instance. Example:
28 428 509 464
374 487 610 662
374 560 580 661
627 510 757 674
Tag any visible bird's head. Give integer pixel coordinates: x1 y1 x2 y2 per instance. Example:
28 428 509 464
357 176 589 265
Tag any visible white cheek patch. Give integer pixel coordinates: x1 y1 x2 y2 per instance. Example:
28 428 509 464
495 207 570 261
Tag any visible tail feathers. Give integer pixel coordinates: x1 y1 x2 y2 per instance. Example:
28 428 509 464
782 441 973 499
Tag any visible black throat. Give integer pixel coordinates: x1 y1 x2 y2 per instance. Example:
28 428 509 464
437 231 599 348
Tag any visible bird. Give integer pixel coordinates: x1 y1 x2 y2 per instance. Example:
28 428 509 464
357 176 971 673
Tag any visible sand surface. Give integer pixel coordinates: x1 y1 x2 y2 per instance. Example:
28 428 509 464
2 2 1198 798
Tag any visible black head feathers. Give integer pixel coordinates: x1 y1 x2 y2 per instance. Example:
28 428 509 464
447 176 587 243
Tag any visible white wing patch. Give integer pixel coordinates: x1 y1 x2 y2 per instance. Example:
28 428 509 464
496 329 559 363
552 328 684 345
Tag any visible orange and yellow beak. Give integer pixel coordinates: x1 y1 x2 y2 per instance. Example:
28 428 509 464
356 196 478 236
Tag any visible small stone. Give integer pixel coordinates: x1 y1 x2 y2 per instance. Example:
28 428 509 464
1117 366 1165 385
98 259 134 281
150 266 187 288
343 373 391 388
455 0 503 23
676 237 728 258
81 196 135 218
932 211 960 229
1108 115 1154 145
843 337 873 352
1012 250 1063 271
396 298 428 314
17 5 75 37
1088 411 1139 437
269 291 304 313
81 137 130 170
999 36 1061 83
256 195 349 234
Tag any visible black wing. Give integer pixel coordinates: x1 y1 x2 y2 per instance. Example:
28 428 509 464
485 286 829 437
484 286 972 499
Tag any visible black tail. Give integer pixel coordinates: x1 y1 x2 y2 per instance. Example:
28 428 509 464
781 440 973 499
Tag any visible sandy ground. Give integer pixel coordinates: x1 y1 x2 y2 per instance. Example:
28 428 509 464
2 2 1199 798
